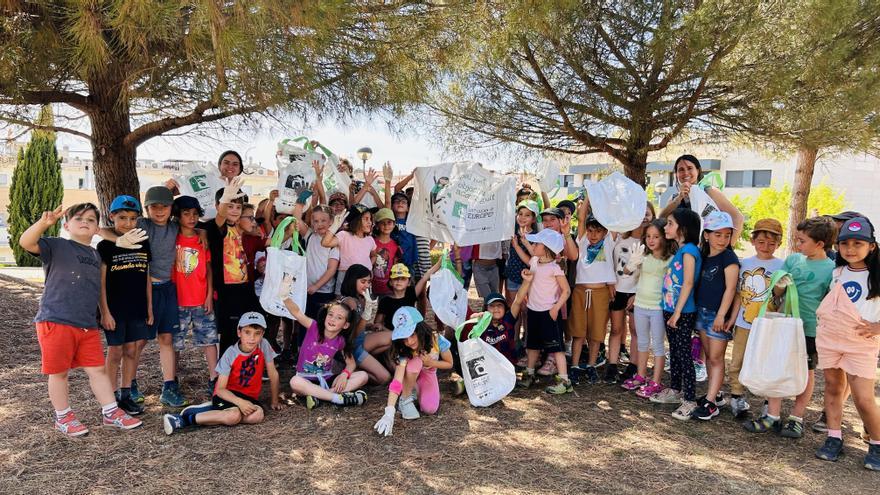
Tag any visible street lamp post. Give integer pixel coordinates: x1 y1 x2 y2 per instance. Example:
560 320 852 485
356 146 372 177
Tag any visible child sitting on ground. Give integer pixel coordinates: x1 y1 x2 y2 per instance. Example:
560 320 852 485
466 269 533 365
20 203 143 436
163 312 281 434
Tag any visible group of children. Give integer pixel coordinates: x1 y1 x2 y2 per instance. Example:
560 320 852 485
21 152 879 470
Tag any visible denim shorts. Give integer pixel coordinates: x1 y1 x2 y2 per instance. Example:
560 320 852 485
506 278 522 292
695 306 732 341
175 306 219 351
354 331 369 364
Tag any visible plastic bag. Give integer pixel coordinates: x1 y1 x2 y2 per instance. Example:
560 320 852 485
259 217 308 317
454 313 516 407
688 183 720 226
276 139 322 214
739 271 808 398
584 171 648 232
174 163 225 219
428 251 469 328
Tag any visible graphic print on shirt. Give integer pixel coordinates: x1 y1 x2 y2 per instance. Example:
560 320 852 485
662 261 681 309
740 267 773 324
842 280 863 303
176 246 200 277
374 247 390 279
615 244 630 277
302 352 332 375
237 353 261 389
223 228 248 284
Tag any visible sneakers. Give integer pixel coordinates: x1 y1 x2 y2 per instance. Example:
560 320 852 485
672 400 698 421
453 377 466 396
650 388 682 404
129 379 145 404
664 352 670 371
595 345 607 368
304 395 321 410
621 374 647 391
537 355 557 376
619 346 630 365
582 365 599 385
636 381 664 399
515 355 529 369
603 363 620 384
744 415 780 433
780 417 805 438
692 400 719 421
545 376 573 395
399 393 420 420
729 395 751 418
339 390 368 407
102 408 143 430
812 412 828 433
117 396 144 416
160 381 189 408
54 411 89 437
163 414 185 435
815 437 844 462
517 372 536 388
568 366 583 386
694 360 707 382
865 444 880 471
713 393 727 408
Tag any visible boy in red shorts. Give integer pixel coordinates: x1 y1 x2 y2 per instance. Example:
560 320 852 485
19 203 143 436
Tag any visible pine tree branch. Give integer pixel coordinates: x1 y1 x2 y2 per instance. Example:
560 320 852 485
0 90 95 112
0 116 92 141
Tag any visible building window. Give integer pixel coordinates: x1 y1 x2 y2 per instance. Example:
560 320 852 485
0 174 7 186
560 174 574 187
726 170 772 188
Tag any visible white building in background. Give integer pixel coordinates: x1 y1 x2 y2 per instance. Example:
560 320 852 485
555 144 880 223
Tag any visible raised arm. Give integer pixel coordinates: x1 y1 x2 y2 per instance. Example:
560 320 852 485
19 205 63 254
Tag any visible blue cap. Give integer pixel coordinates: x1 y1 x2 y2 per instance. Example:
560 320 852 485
838 217 875 243
109 195 142 213
391 306 424 340
703 210 734 231
484 292 507 308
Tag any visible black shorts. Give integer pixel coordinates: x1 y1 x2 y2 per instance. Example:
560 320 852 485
806 335 817 371
212 390 262 410
525 309 564 353
609 291 635 312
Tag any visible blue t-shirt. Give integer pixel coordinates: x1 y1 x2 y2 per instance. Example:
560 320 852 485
695 249 740 311
393 217 418 274
662 243 702 313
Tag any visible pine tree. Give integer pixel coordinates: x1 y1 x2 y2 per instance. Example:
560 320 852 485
9 106 63 267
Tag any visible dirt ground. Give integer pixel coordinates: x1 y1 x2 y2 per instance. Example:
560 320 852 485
0 274 878 495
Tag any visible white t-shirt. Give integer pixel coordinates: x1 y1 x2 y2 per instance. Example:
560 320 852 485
735 256 784 329
306 230 340 294
612 236 641 293
832 266 880 322
477 241 502 260
575 232 616 285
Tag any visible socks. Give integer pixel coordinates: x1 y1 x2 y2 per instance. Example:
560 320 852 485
525 367 535 376
767 414 780 421
869 440 880 445
828 429 842 439
330 394 345 405
789 415 803 423
101 402 119 416
55 407 71 421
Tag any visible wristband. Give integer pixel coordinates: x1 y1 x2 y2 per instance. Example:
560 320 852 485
342 369 352 379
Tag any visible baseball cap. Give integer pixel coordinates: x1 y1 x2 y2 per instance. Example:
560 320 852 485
328 191 348 204
583 214 605 229
391 192 410 205
484 292 507 308
831 211 863 222
526 228 564 254
391 306 424 340
557 200 576 215
539 207 564 220
374 208 395 223
144 186 174 207
752 218 783 236
838 217 875 243
390 263 411 279
173 195 205 217
516 200 539 216
237 311 267 329
703 210 734 231
109 195 142 214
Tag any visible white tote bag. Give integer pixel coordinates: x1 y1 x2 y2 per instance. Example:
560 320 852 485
174 164 225 219
584 172 648 232
428 251 469 328
454 313 517 407
739 271 809 398
276 139 323 215
260 217 308 318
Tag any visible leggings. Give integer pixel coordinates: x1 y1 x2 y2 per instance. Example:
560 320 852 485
634 307 666 355
405 358 440 415
664 311 696 401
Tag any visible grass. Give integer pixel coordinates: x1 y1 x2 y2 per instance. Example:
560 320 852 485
0 274 878 494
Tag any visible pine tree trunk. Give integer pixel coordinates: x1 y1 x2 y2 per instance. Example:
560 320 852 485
787 143 819 251
621 148 648 187
87 68 140 222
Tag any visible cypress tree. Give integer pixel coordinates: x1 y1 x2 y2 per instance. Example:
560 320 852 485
9 106 64 266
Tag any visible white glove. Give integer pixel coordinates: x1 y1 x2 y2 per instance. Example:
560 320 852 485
624 244 646 273
373 406 396 436
219 176 246 204
330 212 345 234
775 275 792 289
279 273 294 300
116 228 149 249
362 288 378 322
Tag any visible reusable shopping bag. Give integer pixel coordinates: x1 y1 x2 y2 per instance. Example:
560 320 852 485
259 217 308 318
428 250 469 328
174 163 225 219
454 313 517 407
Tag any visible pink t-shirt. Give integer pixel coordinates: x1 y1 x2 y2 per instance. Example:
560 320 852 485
527 256 564 311
336 230 376 271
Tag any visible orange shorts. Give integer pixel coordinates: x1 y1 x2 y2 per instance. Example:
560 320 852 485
36 321 105 375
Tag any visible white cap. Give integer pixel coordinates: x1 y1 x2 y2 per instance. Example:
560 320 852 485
526 229 564 254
